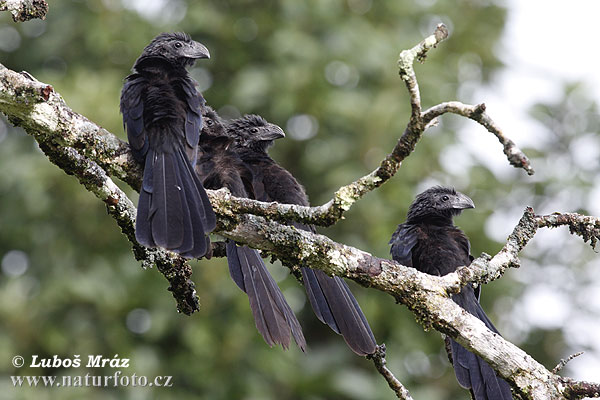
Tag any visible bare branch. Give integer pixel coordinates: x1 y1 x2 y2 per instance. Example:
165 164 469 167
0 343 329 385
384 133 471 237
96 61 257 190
263 24 530 227
553 352 584 374
422 101 535 175
536 212 600 249
561 378 600 399
368 344 414 400
0 64 142 189
453 207 538 289
398 23 449 125
1 29 594 398
0 0 47 22
0 64 199 315
214 211 568 399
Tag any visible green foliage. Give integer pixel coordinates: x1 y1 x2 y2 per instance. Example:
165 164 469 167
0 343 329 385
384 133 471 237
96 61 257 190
2 1 597 399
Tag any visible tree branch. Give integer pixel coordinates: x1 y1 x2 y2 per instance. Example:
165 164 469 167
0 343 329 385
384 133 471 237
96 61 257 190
367 344 414 400
2 26 597 398
0 0 48 22
0 64 198 315
553 352 584 374
214 207 599 399
205 24 532 228
422 101 534 175
535 212 600 249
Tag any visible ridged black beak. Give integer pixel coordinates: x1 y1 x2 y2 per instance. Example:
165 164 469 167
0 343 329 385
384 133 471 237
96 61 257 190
186 41 210 59
259 124 286 141
452 192 475 210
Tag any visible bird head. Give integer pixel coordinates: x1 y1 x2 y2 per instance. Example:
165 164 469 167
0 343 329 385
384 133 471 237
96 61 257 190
227 114 286 152
201 105 227 137
135 32 210 69
406 186 475 224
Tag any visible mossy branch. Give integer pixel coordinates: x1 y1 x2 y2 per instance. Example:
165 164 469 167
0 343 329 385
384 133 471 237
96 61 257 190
1 26 598 399
0 0 48 22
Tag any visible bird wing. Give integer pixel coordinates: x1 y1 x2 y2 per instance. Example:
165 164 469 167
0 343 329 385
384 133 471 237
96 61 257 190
121 75 215 258
389 223 419 268
235 146 376 355
181 78 204 165
120 75 148 162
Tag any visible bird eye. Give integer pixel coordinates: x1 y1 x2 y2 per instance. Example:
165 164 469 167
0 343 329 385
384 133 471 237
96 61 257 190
441 195 449 201
174 42 183 48
206 119 213 126
250 128 259 134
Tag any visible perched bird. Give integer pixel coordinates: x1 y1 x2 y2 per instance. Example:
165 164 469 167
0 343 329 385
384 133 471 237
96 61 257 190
389 186 512 400
195 106 306 350
120 32 216 258
228 114 377 356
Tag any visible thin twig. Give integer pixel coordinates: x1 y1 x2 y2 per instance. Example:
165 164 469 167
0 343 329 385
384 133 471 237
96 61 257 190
368 344 414 400
536 213 600 249
553 352 584 374
422 101 534 175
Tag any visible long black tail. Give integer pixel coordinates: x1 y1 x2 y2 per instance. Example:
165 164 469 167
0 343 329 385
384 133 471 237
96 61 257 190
450 289 512 400
226 241 306 350
136 148 216 258
302 267 377 356
293 222 376 356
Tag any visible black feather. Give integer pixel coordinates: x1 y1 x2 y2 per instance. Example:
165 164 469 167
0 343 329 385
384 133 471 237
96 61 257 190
389 186 512 399
120 32 215 258
226 242 306 350
227 114 377 356
197 106 305 350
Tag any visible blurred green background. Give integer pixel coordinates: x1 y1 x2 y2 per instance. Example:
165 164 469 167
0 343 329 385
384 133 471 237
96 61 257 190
1 1 599 399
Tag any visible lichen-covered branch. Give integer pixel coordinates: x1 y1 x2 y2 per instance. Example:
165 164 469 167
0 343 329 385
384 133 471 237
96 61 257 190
2 29 597 398
0 64 199 315
398 23 449 125
561 378 600 399
37 140 200 315
536 212 600 249
244 24 530 227
422 101 534 175
213 207 599 399
0 64 143 189
0 0 48 22
367 344 414 400
451 207 538 290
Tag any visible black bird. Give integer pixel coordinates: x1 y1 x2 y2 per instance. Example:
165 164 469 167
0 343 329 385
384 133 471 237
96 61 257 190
389 186 512 400
120 32 216 258
195 106 306 351
227 114 377 356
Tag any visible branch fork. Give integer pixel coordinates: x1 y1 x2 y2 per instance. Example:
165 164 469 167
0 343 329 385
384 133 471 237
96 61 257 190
1 24 598 399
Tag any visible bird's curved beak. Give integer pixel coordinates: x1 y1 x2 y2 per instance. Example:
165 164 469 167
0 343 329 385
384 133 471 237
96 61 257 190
452 192 475 210
186 41 210 59
260 124 286 141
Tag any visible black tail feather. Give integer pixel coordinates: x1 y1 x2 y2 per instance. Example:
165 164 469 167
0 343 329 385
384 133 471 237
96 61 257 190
302 267 376 356
135 149 215 259
226 241 306 351
450 290 512 400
